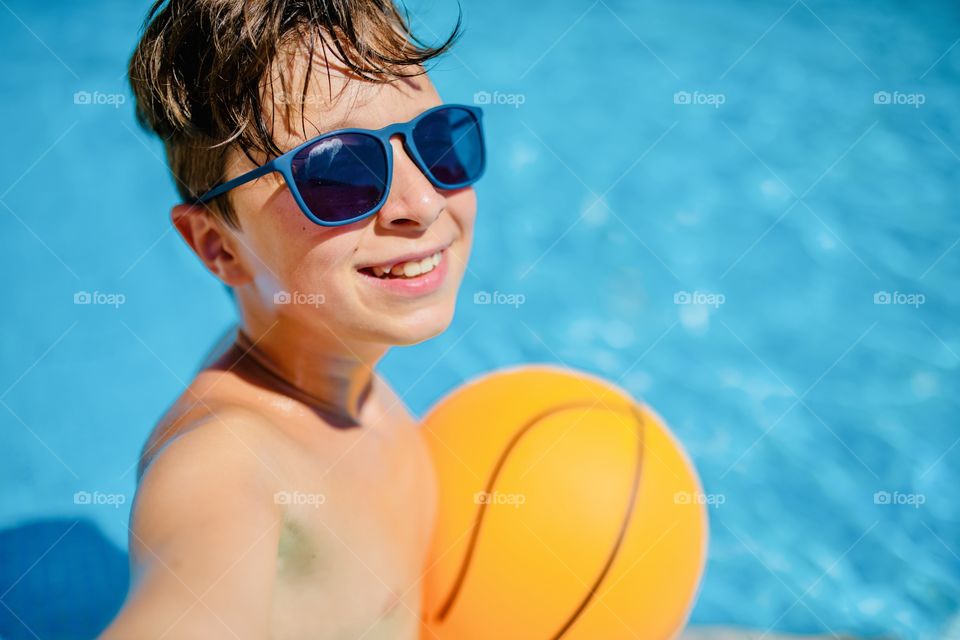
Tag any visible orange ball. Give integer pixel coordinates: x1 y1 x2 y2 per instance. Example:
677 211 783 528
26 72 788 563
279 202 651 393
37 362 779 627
419 366 707 640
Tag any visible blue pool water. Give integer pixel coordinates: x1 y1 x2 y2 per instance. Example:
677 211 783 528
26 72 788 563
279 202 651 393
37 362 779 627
0 1 958 638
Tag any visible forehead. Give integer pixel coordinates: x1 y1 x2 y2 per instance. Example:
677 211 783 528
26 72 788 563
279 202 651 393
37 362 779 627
265 39 442 150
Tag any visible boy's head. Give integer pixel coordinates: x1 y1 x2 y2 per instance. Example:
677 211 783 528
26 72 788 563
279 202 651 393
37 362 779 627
129 0 477 348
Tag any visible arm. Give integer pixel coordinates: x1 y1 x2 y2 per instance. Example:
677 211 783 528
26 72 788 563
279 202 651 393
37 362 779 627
100 416 281 640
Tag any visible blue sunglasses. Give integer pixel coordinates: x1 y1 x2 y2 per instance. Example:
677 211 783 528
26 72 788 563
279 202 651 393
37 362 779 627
194 103 486 226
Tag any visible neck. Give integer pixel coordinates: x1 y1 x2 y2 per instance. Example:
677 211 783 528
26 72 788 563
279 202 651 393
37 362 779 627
224 318 386 428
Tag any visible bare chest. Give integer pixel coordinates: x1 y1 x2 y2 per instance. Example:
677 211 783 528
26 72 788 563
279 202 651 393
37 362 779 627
269 419 437 640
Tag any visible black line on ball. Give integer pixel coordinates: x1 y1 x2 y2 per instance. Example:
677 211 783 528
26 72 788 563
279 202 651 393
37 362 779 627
434 400 646 640
549 404 646 640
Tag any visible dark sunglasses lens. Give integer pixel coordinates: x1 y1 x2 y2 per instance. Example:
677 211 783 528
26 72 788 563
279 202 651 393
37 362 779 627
290 133 388 223
413 107 484 187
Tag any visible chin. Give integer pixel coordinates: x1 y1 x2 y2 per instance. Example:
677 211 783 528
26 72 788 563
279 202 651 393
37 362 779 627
373 301 457 346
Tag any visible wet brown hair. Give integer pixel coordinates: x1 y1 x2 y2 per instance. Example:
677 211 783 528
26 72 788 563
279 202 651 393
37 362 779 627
128 0 461 227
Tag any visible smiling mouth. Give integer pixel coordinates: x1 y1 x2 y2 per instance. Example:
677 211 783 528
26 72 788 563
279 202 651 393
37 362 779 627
357 250 443 279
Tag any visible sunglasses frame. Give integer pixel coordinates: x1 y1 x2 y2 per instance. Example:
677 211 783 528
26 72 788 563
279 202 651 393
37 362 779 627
193 103 485 227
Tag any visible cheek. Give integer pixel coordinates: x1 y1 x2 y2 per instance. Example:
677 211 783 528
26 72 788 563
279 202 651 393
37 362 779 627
276 233 363 309
288 237 358 302
447 187 478 246
235 192 356 295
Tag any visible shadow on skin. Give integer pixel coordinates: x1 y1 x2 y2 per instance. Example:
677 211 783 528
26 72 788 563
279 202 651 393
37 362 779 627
0 519 128 640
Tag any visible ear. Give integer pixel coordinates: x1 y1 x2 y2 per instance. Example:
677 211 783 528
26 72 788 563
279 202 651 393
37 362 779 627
171 203 251 287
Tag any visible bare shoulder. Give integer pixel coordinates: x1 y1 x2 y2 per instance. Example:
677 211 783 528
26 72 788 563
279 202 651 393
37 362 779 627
104 407 286 639
139 404 284 486
131 404 291 550
137 361 301 479
140 400 279 474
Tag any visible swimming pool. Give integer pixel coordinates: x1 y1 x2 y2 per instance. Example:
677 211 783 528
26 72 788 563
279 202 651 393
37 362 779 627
0 0 957 638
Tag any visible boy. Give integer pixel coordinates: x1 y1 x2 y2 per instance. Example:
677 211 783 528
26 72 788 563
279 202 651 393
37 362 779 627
102 1 483 638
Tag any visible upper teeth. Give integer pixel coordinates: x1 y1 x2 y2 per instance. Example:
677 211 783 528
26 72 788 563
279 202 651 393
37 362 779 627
372 251 442 278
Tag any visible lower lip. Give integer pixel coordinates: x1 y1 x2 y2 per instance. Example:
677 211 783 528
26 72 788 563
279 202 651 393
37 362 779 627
356 250 449 297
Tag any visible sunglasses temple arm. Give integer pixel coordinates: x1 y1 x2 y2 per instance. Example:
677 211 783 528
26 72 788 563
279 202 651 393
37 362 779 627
193 161 279 204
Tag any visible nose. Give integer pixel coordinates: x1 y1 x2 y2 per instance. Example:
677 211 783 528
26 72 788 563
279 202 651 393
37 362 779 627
375 136 444 229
